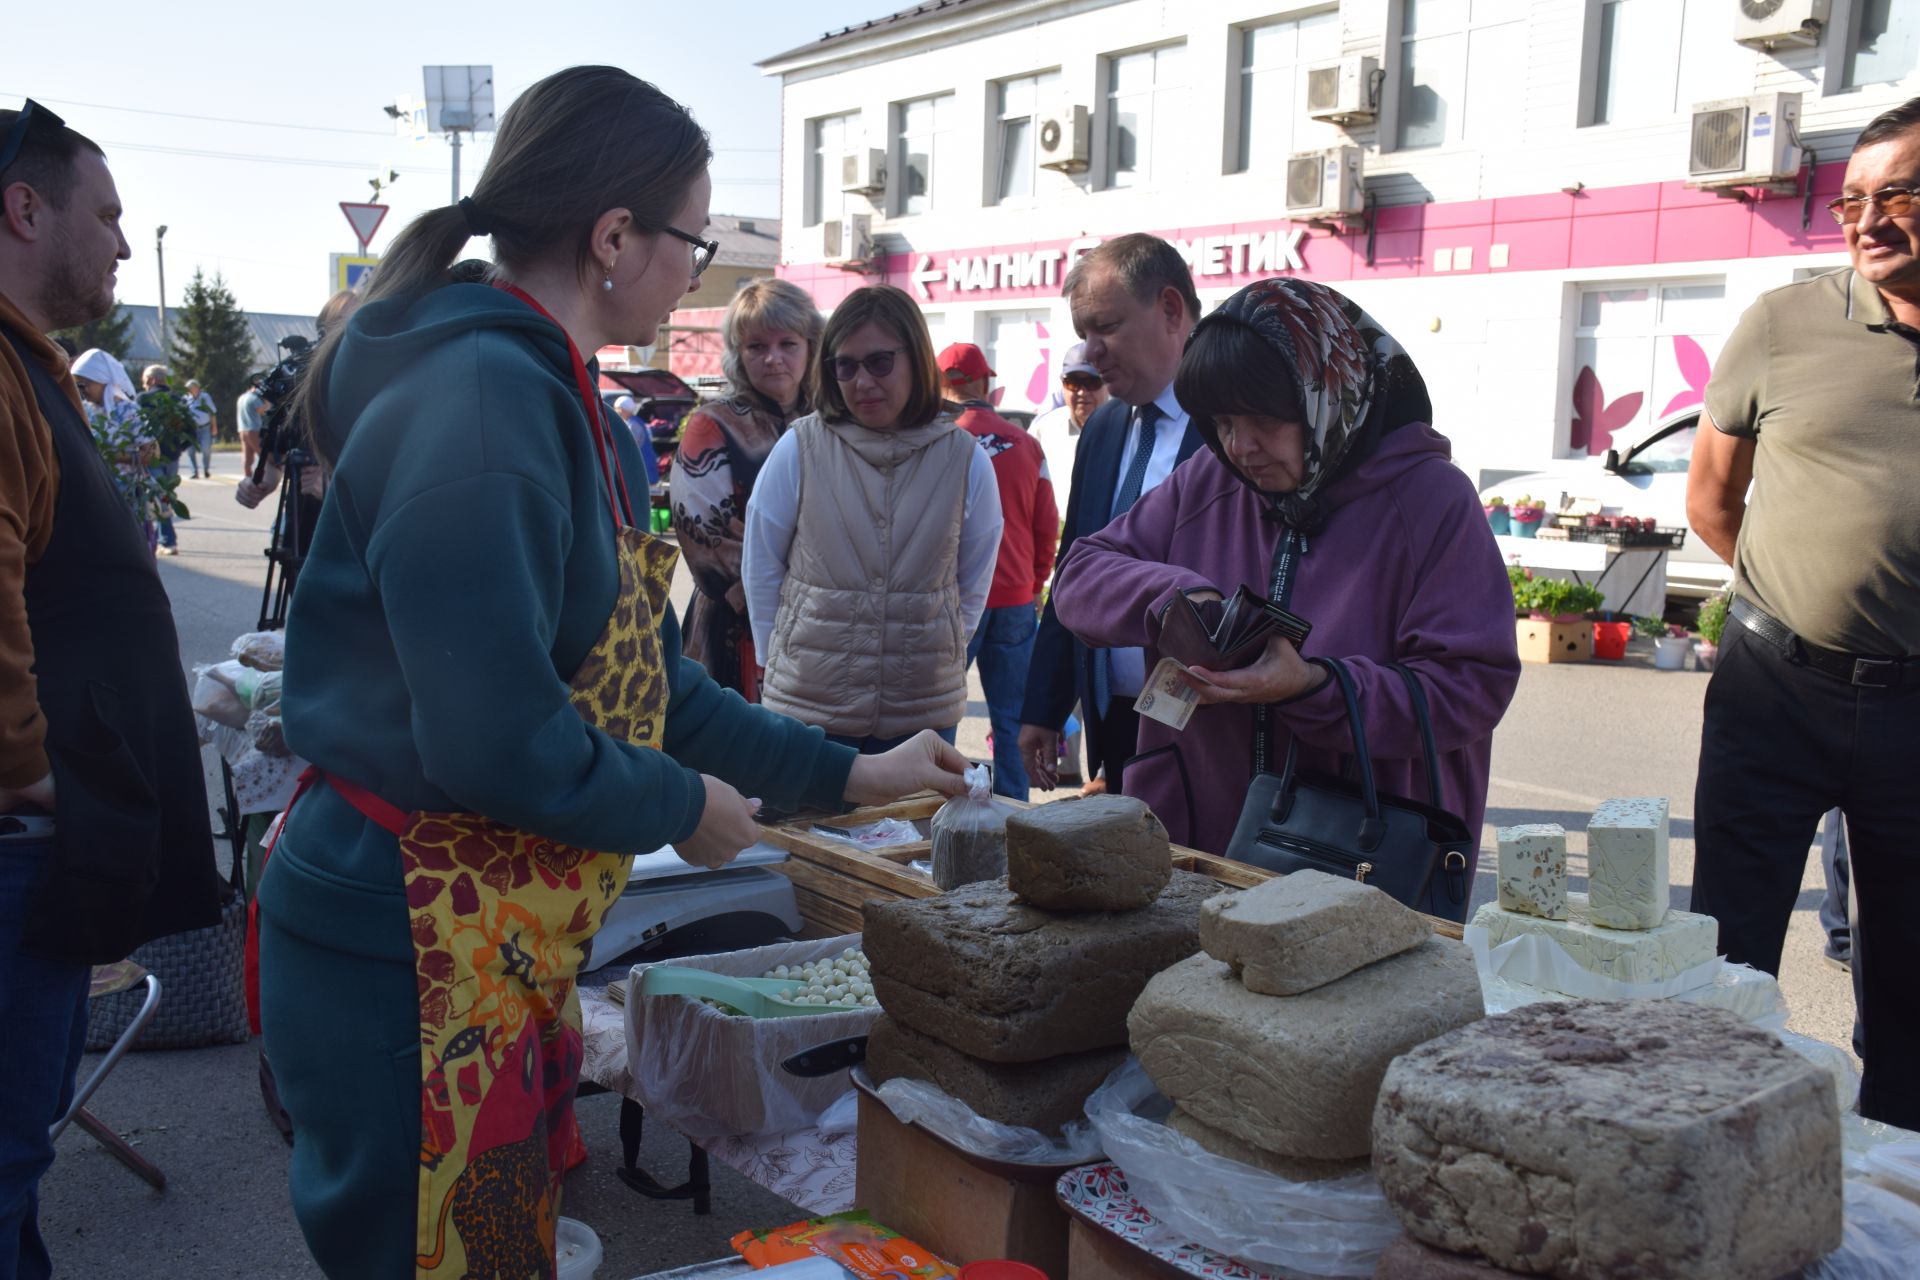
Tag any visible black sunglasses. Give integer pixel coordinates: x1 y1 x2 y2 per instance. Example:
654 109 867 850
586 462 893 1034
0 99 66 182
831 349 904 381
662 225 718 278
1827 186 1919 225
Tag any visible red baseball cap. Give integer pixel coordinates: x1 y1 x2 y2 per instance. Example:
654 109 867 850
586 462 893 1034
937 342 995 383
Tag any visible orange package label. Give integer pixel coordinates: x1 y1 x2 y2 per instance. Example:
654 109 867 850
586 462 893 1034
732 1210 960 1279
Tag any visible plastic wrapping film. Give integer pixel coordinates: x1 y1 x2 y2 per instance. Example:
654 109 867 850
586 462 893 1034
870 1073 1107 1167
1084 1059 1400 1277
928 764 1011 890
229 629 286 671
1804 1182 1920 1280
628 934 879 1139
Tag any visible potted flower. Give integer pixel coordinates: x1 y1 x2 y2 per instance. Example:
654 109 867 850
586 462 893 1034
1694 594 1729 671
1636 614 1692 670
1509 495 1547 539
1484 495 1511 535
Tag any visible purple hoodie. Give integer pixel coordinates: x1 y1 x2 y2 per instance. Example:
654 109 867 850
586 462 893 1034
1051 423 1519 860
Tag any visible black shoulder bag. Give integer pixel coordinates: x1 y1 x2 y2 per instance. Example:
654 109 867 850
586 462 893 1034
1222 531 1474 921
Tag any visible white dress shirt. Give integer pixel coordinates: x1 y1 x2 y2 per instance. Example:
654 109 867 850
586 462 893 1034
1107 382 1189 697
742 424 1003 659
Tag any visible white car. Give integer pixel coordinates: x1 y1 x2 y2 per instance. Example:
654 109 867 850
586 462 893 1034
1479 408 1732 599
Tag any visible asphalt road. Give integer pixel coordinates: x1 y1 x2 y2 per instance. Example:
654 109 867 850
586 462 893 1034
36 451 1855 1278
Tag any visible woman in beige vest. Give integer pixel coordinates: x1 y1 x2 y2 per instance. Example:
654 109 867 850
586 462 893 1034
743 285 1003 752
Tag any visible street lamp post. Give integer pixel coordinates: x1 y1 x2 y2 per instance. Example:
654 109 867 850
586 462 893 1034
155 225 169 357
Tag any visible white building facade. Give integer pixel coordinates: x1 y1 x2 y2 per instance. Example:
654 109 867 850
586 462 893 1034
759 0 1919 481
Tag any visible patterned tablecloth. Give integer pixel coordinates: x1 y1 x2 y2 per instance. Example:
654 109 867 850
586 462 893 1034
1056 1163 1281 1279
579 988 859 1215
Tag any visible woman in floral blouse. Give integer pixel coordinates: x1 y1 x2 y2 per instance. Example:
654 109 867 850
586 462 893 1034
674 278 823 697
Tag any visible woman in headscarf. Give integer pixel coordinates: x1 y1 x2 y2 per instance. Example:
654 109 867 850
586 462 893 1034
674 277 823 698
70 347 156 545
1052 278 1519 896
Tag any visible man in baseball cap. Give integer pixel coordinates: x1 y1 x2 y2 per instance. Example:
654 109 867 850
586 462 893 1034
937 341 995 387
938 342 1057 801
1030 342 1108 518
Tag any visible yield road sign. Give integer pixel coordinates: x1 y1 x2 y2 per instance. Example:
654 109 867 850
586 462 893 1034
340 202 389 253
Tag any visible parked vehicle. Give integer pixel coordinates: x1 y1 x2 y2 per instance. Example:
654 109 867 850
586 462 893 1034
1479 407 1731 598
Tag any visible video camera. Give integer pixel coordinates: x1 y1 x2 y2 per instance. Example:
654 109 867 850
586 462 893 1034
252 334 313 464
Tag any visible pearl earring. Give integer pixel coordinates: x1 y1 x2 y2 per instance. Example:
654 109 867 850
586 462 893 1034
603 256 616 292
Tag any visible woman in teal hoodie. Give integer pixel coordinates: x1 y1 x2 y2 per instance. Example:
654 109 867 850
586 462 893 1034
259 67 966 1279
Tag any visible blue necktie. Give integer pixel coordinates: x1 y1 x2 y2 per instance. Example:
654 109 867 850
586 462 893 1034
1092 403 1164 717
1109 402 1162 521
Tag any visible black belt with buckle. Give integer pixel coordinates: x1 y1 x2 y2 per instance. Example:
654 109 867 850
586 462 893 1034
1729 597 1920 689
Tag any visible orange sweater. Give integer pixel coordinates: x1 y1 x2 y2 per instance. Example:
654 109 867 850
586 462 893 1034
0 291 67 788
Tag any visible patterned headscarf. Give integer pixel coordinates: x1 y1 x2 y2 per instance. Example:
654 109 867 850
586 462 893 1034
1187 278 1431 532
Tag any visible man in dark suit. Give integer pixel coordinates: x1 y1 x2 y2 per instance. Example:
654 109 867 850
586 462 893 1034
1018 234 1202 793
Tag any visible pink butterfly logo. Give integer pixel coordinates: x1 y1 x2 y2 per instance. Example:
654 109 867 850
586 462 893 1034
1570 365 1642 455
1661 335 1712 417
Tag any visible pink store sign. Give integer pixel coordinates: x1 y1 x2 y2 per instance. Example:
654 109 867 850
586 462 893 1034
780 163 1849 308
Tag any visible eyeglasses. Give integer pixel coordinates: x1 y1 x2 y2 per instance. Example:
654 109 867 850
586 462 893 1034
0 99 66 182
831 349 904 381
1827 186 1920 225
662 226 718 278
1062 375 1103 390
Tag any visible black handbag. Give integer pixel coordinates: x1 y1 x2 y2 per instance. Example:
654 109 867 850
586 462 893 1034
1225 656 1473 921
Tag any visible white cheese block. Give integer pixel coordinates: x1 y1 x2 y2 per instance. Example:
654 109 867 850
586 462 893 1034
1495 823 1568 920
1471 892 1717 985
1587 796 1670 930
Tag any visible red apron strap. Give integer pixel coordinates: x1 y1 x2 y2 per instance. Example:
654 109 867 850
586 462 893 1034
326 773 411 836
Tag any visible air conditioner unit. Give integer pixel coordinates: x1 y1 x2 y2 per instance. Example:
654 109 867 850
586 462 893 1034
1733 0 1830 50
840 148 886 195
820 213 873 268
1036 102 1091 173
1285 147 1365 220
1306 56 1380 125
1687 92 1802 188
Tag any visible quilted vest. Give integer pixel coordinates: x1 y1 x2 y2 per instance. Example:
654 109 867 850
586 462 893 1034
761 413 974 738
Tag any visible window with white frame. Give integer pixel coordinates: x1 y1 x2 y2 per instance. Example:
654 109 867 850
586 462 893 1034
1570 280 1727 456
1587 1 1754 127
805 112 856 228
1843 0 1920 88
1106 44 1188 189
1236 12 1342 174
894 94 953 217
993 71 1062 204
983 308 1057 413
1395 0 1525 150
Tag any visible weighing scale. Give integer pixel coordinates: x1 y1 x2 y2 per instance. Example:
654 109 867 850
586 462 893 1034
589 841 801 972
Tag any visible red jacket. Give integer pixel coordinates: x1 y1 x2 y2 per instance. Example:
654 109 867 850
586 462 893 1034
956 401 1059 609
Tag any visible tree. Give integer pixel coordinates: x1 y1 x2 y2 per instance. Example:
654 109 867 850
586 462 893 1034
168 270 255 441
51 303 135 364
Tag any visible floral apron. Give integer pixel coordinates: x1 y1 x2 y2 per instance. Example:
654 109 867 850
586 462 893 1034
270 284 671 1279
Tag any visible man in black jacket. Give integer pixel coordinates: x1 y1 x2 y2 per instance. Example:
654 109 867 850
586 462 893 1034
0 100 221 1277
1019 235 1202 793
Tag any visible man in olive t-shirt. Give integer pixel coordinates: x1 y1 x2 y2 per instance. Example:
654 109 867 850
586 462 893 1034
1687 96 1920 1131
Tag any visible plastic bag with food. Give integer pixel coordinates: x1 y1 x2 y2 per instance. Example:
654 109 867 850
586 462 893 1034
929 764 1009 890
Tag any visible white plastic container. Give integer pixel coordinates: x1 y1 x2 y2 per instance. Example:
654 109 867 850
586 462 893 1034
1653 634 1692 670
556 1217 602 1280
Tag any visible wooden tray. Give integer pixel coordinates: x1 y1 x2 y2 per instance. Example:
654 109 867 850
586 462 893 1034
759 794 1463 941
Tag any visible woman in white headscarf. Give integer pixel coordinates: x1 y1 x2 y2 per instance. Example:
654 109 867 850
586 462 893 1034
71 348 159 547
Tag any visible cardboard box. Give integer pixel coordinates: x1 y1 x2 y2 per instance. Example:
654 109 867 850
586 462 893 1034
855 1087 1073 1276
1515 618 1590 664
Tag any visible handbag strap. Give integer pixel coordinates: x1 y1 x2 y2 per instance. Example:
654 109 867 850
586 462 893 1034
1251 528 1307 776
1274 655 1381 820
1388 663 1446 808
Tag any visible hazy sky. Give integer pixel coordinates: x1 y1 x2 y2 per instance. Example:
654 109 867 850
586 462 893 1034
3 0 888 316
